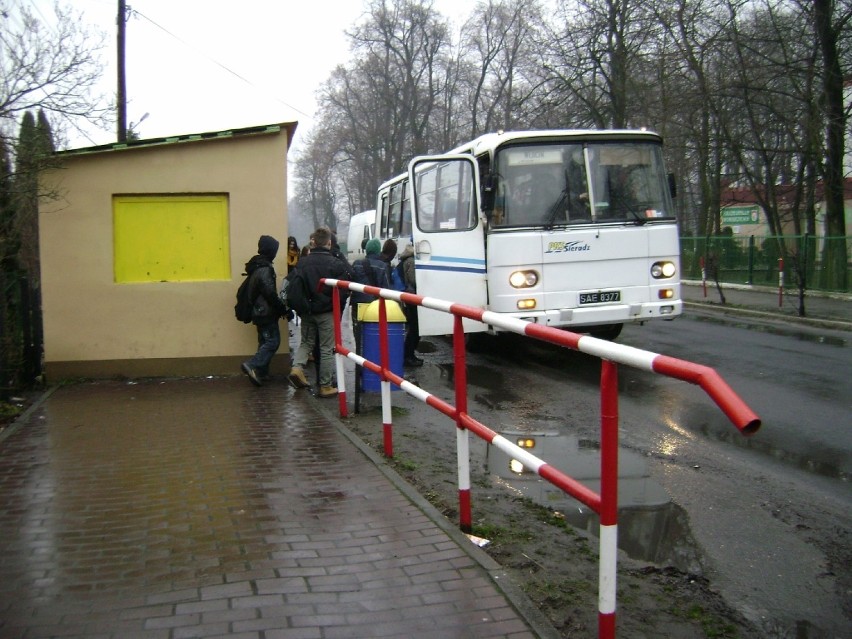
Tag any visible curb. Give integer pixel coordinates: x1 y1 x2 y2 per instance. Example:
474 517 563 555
314 399 563 639
682 301 852 333
0 385 58 445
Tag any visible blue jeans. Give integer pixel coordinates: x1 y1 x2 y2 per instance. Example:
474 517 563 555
247 321 280 376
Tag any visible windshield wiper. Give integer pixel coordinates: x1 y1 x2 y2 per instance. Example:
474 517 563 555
608 190 647 225
544 170 571 229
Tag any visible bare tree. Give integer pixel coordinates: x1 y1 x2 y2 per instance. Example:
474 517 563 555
293 124 343 233
541 0 657 129
305 0 452 226
0 1 111 153
460 0 544 136
813 0 851 291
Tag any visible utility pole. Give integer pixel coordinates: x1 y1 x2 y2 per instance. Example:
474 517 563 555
117 0 127 142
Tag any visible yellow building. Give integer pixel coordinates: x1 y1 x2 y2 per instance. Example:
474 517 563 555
38 122 296 380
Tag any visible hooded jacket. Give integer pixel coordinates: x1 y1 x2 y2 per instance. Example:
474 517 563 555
246 236 285 325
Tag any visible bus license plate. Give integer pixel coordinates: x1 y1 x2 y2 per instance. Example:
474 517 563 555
579 291 621 305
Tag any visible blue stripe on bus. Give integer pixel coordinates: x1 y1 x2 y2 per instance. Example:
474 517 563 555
430 255 486 266
416 264 486 275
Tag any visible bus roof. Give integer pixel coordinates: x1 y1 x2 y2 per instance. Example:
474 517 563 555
377 129 664 191
448 129 663 155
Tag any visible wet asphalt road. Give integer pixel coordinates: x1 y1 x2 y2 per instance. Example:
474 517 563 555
400 307 851 638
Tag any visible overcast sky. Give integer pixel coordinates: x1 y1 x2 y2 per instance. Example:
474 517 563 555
36 0 477 152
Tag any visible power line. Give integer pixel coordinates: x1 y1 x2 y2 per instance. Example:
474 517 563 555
130 8 314 120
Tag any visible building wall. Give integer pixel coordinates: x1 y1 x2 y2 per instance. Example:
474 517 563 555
39 125 294 380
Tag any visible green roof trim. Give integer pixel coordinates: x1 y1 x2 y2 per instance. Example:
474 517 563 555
55 121 298 157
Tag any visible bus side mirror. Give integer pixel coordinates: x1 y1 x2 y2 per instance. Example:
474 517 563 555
668 173 677 199
481 173 496 215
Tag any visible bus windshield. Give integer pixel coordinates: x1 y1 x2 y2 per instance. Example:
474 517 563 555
491 142 674 227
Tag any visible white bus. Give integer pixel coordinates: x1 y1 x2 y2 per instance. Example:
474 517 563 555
346 209 376 262
375 129 682 340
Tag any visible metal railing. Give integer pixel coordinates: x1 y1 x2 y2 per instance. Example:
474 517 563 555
680 234 851 293
322 278 761 639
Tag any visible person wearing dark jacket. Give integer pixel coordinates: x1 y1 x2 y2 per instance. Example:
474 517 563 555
242 235 287 386
398 243 423 367
288 227 355 398
350 238 392 311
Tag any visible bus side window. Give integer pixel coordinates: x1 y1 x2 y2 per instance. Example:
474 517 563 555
389 184 403 236
402 185 412 237
379 194 389 238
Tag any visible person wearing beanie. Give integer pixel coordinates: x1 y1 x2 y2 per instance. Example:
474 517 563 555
241 235 287 386
348 236 393 365
365 238 382 256
379 238 397 264
351 238 392 309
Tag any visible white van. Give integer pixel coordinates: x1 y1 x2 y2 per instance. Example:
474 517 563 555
346 210 376 262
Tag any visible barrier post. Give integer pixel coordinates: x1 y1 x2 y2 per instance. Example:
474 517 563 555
321 277 760 639
378 299 394 457
453 315 472 534
700 255 707 297
778 256 784 307
599 360 619 639
332 288 348 417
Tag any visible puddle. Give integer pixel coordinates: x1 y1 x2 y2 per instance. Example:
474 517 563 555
487 430 703 572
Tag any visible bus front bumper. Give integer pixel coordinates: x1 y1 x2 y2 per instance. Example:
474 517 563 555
510 300 683 329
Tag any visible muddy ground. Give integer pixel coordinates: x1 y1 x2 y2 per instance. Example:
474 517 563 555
343 389 760 639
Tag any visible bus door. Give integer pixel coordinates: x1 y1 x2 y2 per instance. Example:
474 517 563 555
408 155 487 336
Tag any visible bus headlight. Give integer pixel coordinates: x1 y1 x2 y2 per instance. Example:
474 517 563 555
651 261 676 279
509 270 538 288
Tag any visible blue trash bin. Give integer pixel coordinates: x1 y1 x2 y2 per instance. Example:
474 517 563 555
359 300 406 392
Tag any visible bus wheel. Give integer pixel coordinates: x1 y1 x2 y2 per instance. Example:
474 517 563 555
588 324 623 341
464 332 491 353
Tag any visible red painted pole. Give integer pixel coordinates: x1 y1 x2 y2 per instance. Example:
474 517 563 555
330 288 348 417
778 256 784 307
599 360 619 639
378 299 393 457
453 316 472 533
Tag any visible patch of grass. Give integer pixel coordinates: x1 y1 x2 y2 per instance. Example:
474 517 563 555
0 402 23 422
472 521 534 544
393 457 418 472
522 500 578 535
0 402 22 416
673 604 739 638
522 576 593 605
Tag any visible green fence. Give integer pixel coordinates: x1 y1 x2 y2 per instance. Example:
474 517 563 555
680 235 851 294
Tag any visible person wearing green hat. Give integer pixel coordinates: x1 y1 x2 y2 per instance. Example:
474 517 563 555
351 239 392 312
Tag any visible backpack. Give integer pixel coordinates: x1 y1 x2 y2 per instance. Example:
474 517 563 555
391 260 406 292
234 273 254 323
280 267 312 317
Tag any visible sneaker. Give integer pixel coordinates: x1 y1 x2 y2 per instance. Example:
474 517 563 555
404 356 424 367
288 366 310 388
241 362 262 387
318 385 338 398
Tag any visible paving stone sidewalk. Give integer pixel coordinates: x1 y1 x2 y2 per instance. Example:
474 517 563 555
0 378 554 639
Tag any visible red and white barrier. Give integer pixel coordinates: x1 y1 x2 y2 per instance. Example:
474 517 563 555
321 278 760 639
